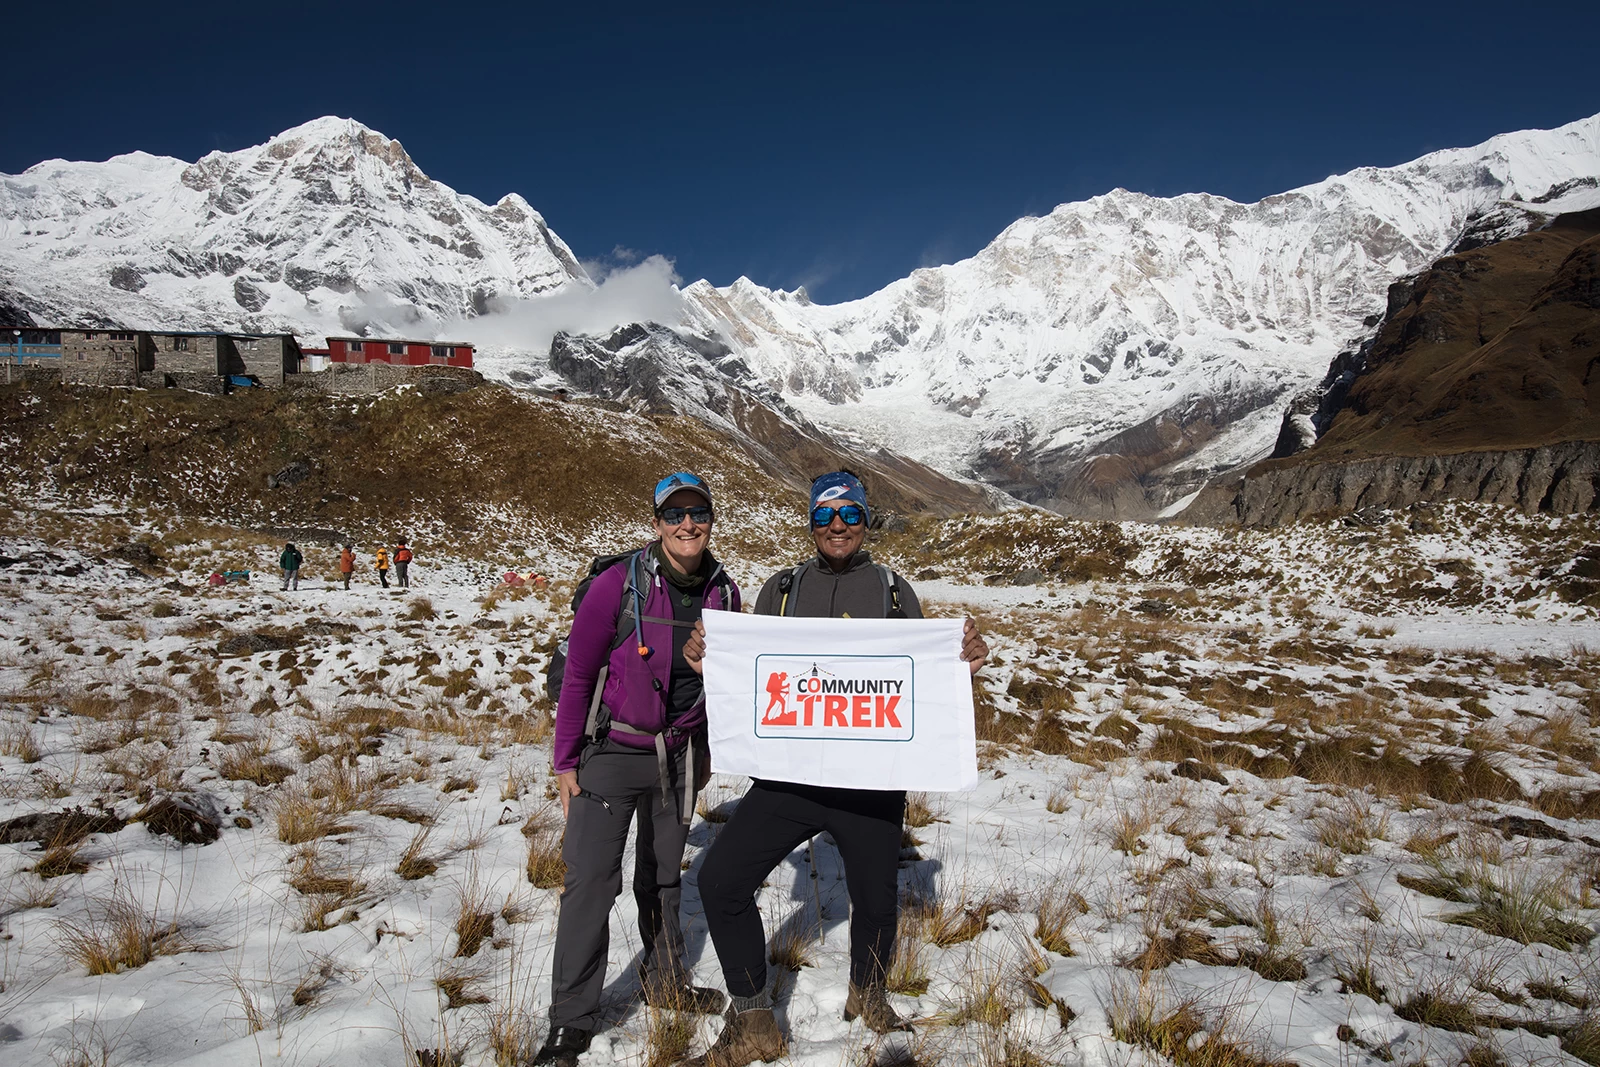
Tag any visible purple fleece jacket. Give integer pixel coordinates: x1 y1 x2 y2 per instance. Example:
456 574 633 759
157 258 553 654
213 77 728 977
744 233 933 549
552 547 740 773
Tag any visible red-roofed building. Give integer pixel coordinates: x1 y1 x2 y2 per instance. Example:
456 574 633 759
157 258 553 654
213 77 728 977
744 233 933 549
327 337 474 368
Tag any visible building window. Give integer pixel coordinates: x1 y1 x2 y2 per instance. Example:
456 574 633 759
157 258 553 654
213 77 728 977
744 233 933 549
389 342 404 355
347 341 364 353
82 332 96 340
431 345 452 360
173 337 189 351
115 352 125 362
78 353 87 362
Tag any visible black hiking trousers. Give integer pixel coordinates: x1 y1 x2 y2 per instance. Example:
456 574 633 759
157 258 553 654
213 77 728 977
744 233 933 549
697 779 904 997
549 738 693 1030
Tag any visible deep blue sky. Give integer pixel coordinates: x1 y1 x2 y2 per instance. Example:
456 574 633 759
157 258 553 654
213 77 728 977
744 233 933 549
6 2 1598 303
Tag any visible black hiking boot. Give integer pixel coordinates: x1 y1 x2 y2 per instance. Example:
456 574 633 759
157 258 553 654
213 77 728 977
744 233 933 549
531 1025 591 1067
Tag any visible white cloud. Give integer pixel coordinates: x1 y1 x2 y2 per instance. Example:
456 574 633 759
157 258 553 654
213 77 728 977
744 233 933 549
451 254 686 354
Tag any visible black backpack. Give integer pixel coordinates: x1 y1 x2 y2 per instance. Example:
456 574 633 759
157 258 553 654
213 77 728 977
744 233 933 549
544 550 641 704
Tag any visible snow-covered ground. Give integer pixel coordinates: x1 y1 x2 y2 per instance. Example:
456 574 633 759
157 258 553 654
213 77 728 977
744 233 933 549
1 501 1598 1067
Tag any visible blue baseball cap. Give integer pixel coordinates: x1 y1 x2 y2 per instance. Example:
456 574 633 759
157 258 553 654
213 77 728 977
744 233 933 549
810 471 869 524
653 471 713 509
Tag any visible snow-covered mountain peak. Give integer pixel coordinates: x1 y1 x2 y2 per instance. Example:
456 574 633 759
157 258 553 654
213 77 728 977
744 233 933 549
0 118 589 339
678 112 1600 516
3 111 1597 520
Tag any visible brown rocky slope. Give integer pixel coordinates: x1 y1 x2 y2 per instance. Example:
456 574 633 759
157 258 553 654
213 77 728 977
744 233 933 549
0 380 996 564
1192 209 1600 525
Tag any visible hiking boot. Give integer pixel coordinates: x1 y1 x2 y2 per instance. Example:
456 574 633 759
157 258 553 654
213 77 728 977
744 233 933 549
686 1006 784 1067
642 982 728 1015
843 981 913 1034
531 1025 591 1067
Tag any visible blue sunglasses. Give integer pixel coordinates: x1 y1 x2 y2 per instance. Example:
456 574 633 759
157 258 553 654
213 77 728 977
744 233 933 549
811 504 866 527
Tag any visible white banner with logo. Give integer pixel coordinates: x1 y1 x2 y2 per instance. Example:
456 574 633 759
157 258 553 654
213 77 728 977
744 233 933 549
701 612 978 791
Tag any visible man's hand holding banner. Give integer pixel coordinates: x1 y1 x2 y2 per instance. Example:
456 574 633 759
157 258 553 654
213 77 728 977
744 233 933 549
701 612 979 791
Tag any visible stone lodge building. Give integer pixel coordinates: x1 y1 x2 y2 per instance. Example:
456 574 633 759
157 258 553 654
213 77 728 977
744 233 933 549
30 329 304 392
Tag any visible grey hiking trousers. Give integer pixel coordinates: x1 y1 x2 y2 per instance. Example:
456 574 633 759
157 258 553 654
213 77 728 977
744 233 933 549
549 738 692 1029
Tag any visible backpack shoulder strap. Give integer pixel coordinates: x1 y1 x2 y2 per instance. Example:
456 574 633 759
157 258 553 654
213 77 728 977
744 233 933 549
582 550 650 744
707 566 734 610
616 550 649 651
876 563 906 619
778 561 808 616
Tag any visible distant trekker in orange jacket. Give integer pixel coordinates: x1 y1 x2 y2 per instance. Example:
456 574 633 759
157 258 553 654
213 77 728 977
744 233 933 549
339 544 356 590
375 546 391 588
394 539 414 589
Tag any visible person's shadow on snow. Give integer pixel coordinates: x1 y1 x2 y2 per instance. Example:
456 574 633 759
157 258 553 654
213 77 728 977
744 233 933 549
591 813 722 1028
679 820 943 1027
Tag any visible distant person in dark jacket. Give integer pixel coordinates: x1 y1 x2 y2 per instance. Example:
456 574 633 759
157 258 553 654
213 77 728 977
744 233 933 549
339 544 356 590
682 470 988 1067
279 543 303 591
374 546 390 588
394 539 413 588
532 472 741 1067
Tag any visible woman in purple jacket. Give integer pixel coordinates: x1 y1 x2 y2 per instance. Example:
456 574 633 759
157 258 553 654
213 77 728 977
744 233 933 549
535 472 742 1067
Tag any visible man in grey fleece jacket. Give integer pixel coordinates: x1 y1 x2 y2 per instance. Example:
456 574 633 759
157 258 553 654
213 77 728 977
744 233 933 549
683 470 988 1066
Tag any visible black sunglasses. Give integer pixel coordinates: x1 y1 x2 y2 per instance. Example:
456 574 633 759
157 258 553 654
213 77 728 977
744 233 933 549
658 505 713 526
811 504 865 527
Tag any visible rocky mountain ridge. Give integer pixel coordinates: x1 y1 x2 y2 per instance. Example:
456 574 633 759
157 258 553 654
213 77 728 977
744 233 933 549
680 116 1600 519
1 119 1001 517
1192 209 1600 525
0 117 589 336
4 113 1599 521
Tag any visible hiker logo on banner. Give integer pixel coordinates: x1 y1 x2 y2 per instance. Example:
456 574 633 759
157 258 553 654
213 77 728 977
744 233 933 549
755 656 913 740
702 612 978 792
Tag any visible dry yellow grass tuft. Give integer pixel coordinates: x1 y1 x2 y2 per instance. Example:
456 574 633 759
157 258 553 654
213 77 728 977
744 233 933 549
436 966 492 1009
906 891 994 948
885 903 930 996
33 836 90 879
54 886 186 975
404 597 438 622
454 876 497 958
903 792 945 828
642 998 702 1067
767 923 818 971
1035 880 1088 956
1109 980 1295 1067
523 809 566 889
396 827 440 881
934 955 1018 1030
218 740 294 786
275 786 355 845
2 721 43 763
487 1003 539 1067
287 849 365 898
1315 792 1390 854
